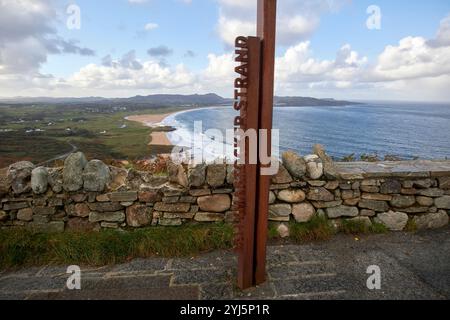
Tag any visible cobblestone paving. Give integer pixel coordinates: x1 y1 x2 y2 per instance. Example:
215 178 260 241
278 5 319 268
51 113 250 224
1 227 449 300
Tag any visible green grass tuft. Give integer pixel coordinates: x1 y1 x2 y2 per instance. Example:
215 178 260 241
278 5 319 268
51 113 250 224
404 219 417 233
340 219 388 234
0 223 234 270
267 222 280 239
340 219 370 234
369 222 389 234
269 216 389 244
268 216 335 243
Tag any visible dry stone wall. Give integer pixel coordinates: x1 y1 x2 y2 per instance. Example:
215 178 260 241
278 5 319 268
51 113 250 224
1 148 450 234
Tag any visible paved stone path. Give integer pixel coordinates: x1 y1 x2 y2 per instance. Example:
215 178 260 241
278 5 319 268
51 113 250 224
1 227 449 300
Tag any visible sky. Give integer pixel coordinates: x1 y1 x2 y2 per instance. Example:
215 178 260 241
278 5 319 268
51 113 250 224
1 0 450 101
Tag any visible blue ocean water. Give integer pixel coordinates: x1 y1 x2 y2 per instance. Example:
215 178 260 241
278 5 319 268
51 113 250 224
164 103 450 161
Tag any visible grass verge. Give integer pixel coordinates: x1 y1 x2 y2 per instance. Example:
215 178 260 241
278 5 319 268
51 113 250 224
269 216 336 242
269 216 388 243
1 217 390 270
0 223 234 270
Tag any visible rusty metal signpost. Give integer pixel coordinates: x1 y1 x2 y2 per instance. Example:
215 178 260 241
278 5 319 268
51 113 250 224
233 0 277 290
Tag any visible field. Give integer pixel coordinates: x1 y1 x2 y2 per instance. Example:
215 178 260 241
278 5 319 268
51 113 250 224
0 103 186 168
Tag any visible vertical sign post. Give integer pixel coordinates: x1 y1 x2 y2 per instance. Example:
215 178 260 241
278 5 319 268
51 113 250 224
234 36 261 290
254 0 277 286
234 0 277 290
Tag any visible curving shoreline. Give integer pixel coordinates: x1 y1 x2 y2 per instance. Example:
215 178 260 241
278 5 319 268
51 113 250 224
125 106 230 150
125 113 175 146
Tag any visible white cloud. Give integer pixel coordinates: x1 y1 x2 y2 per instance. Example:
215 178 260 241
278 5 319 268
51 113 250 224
219 0 253 9
198 53 235 95
432 14 450 47
364 14 450 89
67 58 195 92
144 22 159 31
275 42 367 86
217 14 255 48
216 0 350 47
0 0 94 91
272 14 450 101
57 52 235 97
128 0 149 4
370 36 450 81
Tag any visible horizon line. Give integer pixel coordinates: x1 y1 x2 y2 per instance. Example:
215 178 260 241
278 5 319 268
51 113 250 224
0 93 449 105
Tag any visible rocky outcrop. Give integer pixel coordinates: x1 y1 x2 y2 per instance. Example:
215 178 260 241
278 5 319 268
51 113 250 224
282 151 306 178
413 211 449 230
47 167 63 193
7 161 35 194
359 199 389 212
108 166 128 191
380 180 402 194
63 152 87 192
66 203 90 218
269 204 291 222
277 189 306 203
375 211 409 231
326 206 359 218
154 202 190 213
139 191 160 203
292 203 315 222
17 208 33 222
390 195 416 208
277 223 290 238
439 177 450 189
313 144 337 179
435 196 450 209
197 194 231 213
269 191 276 204
126 204 152 227
168 162 188 188
194 212 225 222
31 167 48 194
206 164 226 188
188 164 206 187
305 155 323 180
89 211 125 223
271 164 293 184
83 160 111 192
109 191 138 202
307 187 334 202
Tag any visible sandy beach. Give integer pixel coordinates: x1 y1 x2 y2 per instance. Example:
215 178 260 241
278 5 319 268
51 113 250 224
125 113 174 146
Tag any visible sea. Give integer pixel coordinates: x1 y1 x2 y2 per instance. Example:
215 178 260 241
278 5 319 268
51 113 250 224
162 102 450 162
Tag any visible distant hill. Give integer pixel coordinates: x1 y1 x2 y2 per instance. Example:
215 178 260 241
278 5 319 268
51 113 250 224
0 96 106 104
0 93 360 107
0 93 229 107
274 96 360 106
115 93 228 106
